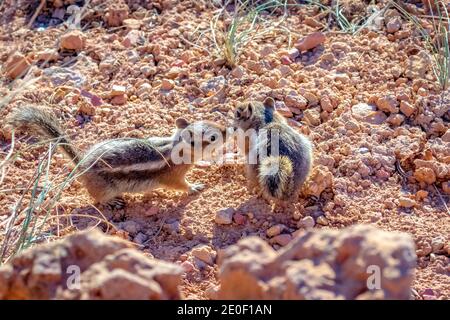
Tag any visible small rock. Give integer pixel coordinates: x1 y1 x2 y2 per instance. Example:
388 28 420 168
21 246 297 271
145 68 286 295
230 66 245 79
280 55 292 65
387 114 405 126
303 91 319 106
344 120 360 133
398 197 415 208
180 261 195 273
111 94 127 105
266 224 285 237
137 83 151 99
140 66 156 77
386 17 402 33
287 48 300 60
415 190 428 201
414 167 436 184
421 288 438 300
160 79 174 91
304 16 323 28
277 65 292 77
351 103 387 125
430 236 445 252
215 208 234 225
260 45 274 57
233 213 247 225
316 216 329 226
59 30 85 51
295 32 326 52
111 85 126 97
200 75 226 94
405 51 429 79
376 168 390 180
123 18 141 30
78 97 96 115
370 212 382 222
274 101 293 118
417 241 433 256
191 245 215 266
399 101 415 117
270 234 292 247
359 147 370 154
320 96 334 112
297 216 315 229
334 73 350 84
304 165 333 198
376 95 399 113
3 53 31 79
285 94 308 110
105 3 129 27
166 67 181 79
35 49 59 62
122 30 142 47
303 108 321 126
417 87 428 97
441 129 450 142
443 181 450 195
163 221 180 234
125 52 139 65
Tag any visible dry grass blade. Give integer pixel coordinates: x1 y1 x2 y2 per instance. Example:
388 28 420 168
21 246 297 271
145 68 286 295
390 0 450 90
433 184 450 215
27 0 45 28
210 0 294 67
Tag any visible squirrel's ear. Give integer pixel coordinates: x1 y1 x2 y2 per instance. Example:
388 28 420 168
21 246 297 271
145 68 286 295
176 118 190 129
263 97 275 109
235 102 253 119
246 102 253 115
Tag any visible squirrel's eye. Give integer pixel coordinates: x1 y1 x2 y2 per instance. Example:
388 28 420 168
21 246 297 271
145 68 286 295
210 135 217 142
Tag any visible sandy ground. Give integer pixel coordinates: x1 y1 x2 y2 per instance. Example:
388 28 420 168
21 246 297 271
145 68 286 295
0 0 448 299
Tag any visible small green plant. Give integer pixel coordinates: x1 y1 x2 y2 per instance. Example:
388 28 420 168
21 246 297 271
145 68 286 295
390 0 450 90
210 0 292 67
0 136 123 263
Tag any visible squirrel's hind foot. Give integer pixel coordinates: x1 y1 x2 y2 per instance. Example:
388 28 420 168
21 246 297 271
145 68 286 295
106 196 127 210
188 183 205 195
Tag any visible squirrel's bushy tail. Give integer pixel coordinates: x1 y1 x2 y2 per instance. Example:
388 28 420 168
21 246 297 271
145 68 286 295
7 106 80 163
258 155 293 200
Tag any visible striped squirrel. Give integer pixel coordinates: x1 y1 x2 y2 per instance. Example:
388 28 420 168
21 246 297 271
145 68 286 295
7 106 226 208
232 98 313 203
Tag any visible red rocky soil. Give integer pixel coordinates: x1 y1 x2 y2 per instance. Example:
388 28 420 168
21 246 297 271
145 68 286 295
0 0 448 299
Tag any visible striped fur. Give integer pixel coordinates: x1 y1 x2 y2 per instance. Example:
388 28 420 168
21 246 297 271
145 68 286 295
233 98 313 203
258 156 293 200
7 106 227 206
8 106 80 162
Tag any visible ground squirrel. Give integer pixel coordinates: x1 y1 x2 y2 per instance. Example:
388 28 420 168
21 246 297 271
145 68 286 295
7 106 226 208
232 97 313 203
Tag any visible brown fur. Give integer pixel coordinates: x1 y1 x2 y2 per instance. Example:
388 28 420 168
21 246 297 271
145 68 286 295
233 98 313 204
7 105 226 206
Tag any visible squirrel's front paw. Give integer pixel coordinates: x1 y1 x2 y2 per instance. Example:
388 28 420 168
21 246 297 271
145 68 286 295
188 183 205 195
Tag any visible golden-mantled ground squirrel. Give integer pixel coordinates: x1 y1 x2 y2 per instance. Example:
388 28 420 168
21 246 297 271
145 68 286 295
7 106 226 208
232 98 313 203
